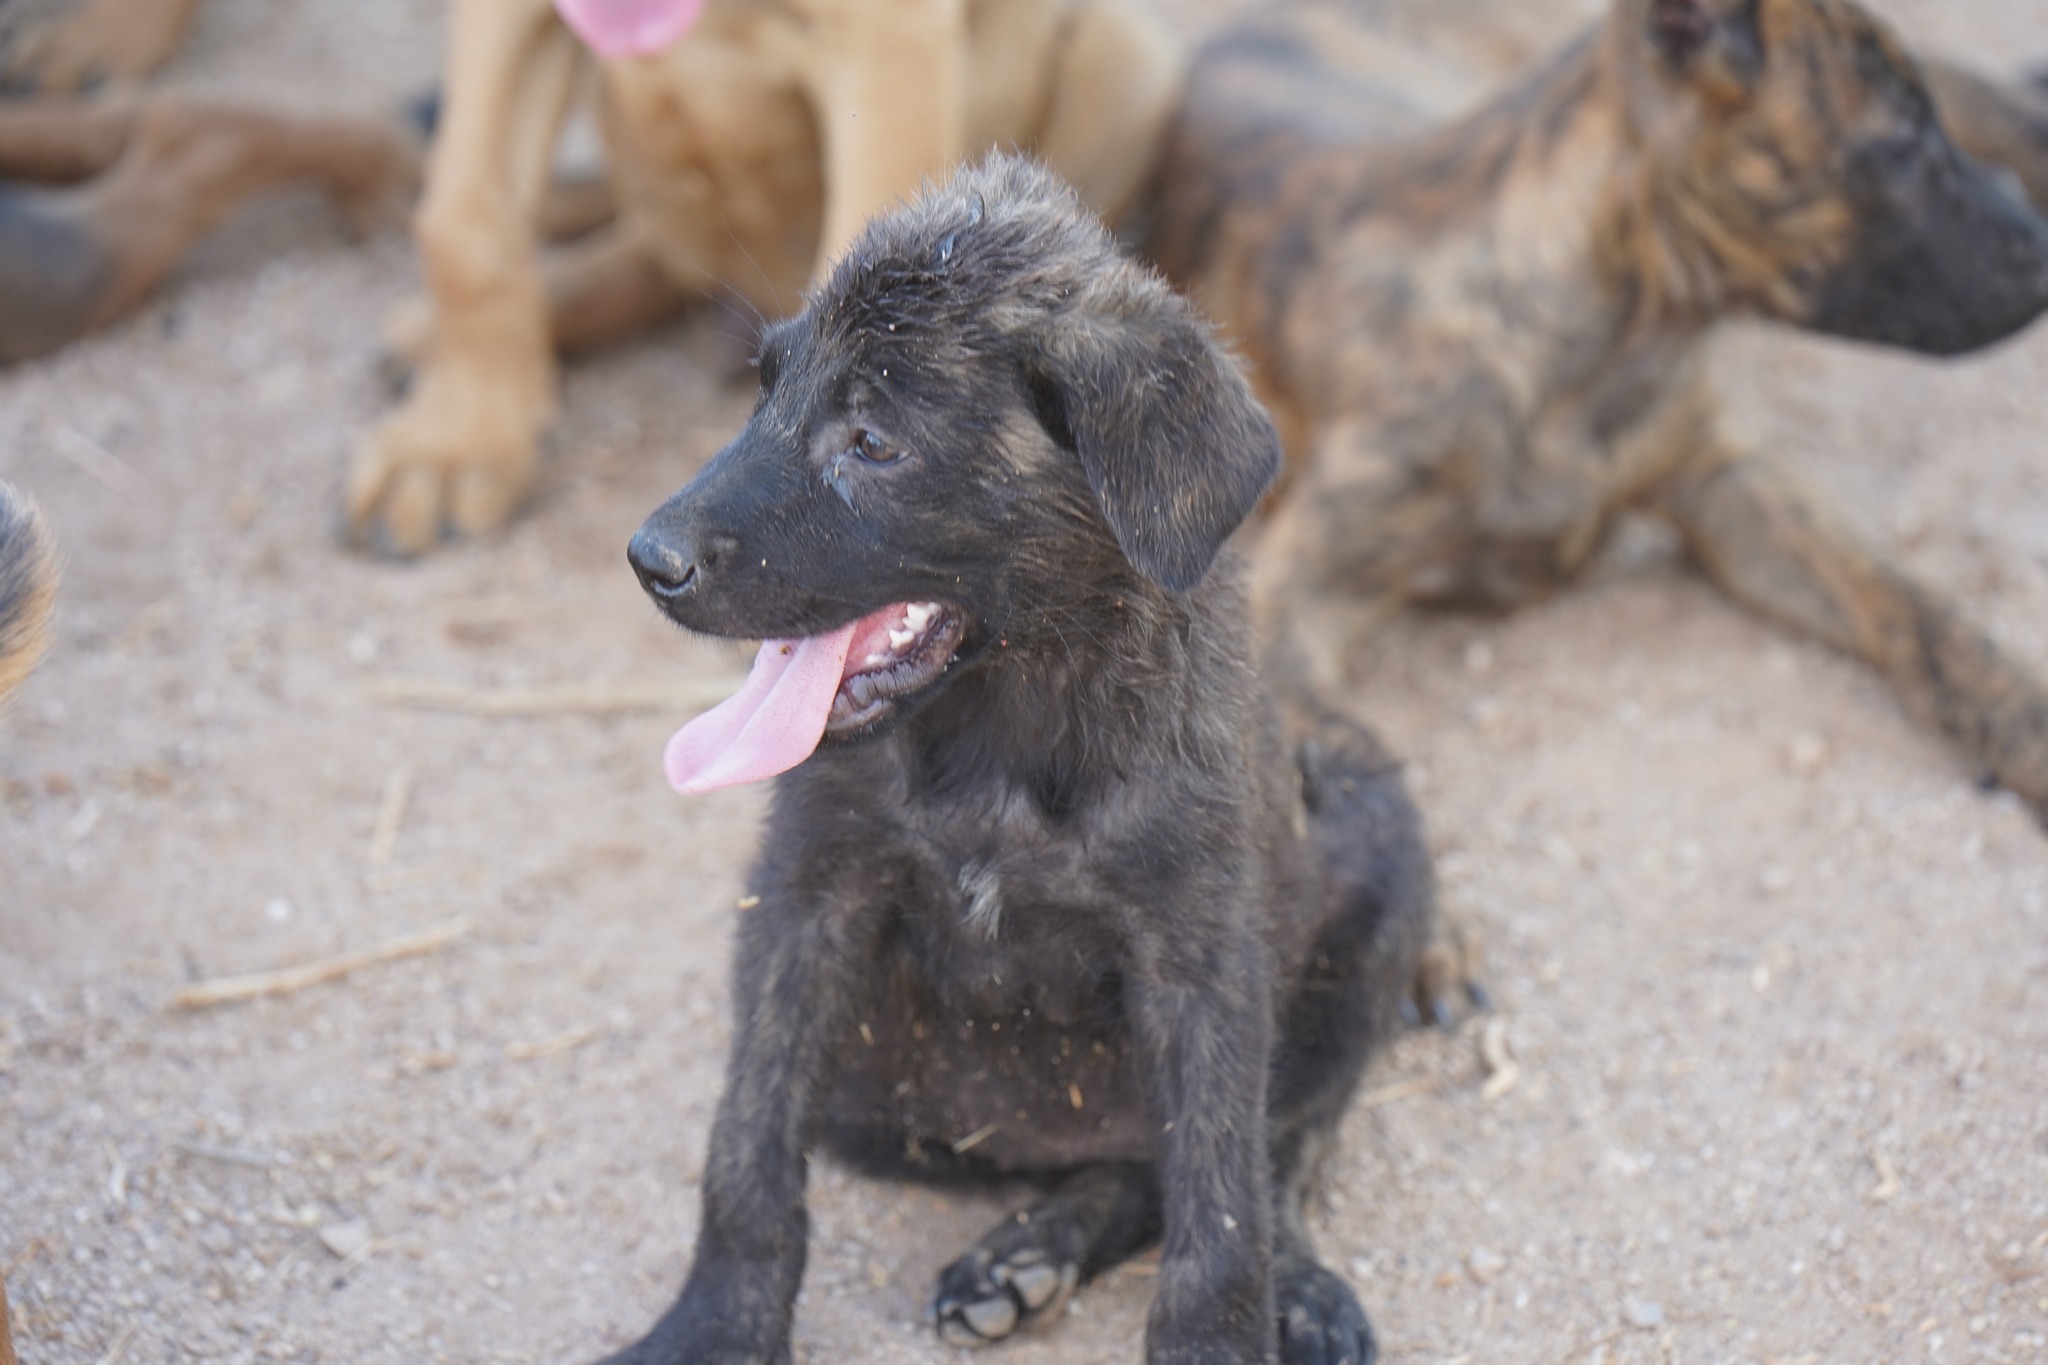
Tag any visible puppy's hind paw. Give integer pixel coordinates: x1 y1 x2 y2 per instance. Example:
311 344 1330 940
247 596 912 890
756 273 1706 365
1277 1258 1377 1365
933 1241 1079 1347
1406 914 1488 1032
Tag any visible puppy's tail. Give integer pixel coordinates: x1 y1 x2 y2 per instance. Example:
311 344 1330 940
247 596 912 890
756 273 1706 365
0 481 56 702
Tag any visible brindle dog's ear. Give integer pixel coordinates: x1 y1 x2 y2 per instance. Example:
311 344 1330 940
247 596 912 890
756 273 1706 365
1642 0 1763 99
1027 280 1282 593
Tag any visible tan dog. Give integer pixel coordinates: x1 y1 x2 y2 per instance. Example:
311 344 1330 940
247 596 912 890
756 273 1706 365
1148 0 2048 1014
345 0 1181 556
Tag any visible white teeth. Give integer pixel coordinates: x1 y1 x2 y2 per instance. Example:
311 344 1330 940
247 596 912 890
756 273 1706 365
865 651 889 666
888 627 915 651
905 602 938 631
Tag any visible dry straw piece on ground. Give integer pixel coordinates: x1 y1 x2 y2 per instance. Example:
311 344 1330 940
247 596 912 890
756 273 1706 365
171 918 473 1009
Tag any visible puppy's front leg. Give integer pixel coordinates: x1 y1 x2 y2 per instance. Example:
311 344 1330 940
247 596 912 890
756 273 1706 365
605 887 883 1365
1126 916 1278 1364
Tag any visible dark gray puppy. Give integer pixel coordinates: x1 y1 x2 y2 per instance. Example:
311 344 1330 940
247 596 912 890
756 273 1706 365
617 155 1432 1365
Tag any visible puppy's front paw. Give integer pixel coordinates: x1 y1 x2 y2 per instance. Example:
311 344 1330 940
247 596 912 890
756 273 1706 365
933 1225 1081 1346
1276 1257 1376 1365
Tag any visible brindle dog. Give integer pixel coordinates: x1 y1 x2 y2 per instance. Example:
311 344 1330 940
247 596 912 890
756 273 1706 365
0 482 55 702
618 157 1431 1364
1148 0 2048 845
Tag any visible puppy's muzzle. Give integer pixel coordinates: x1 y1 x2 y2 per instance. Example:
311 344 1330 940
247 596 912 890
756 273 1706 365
629 526 732 605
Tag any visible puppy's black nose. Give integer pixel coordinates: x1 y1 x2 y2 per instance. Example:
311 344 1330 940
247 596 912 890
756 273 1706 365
628 527 698 601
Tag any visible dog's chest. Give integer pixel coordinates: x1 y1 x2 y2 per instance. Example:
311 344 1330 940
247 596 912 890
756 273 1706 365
889 809 1124 1027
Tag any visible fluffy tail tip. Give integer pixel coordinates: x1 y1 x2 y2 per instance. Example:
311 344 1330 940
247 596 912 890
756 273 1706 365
0 482 56 702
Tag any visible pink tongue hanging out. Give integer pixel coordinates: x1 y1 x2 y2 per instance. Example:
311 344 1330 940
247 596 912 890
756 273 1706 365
664 605 919 794
664 623 858 795
553 0 707 59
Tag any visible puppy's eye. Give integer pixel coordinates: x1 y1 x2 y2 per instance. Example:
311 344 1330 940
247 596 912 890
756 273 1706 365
850 430 901 466
756 345 782 394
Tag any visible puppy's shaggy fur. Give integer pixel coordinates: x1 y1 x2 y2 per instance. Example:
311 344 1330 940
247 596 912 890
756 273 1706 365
616 156 1432 1365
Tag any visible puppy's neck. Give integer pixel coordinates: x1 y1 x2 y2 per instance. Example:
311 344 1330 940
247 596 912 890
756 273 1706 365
1588 18 1816 340
1388 35 1696 398
900 567 1248 816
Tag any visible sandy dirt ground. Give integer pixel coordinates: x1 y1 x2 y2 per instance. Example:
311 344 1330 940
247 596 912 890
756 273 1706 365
3 1 2047 1362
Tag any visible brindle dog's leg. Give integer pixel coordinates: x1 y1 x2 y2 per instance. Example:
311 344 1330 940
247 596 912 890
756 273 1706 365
1653 423 2048 824
0 98 419 364
934 1162 1163 1346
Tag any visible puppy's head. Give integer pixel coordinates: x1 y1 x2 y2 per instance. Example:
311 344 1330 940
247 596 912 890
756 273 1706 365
631 156 1280 791
1607 0 2048 353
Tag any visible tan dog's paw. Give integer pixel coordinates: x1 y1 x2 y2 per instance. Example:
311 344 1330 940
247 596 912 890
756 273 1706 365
1408 911 1487 1031
347 367 547 557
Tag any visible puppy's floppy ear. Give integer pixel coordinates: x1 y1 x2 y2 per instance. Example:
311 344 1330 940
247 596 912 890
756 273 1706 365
1639 0 1763 98
1026 273 1282 593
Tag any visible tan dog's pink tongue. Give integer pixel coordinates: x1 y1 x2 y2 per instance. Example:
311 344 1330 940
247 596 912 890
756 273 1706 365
553 0 706 58
664 623 858 794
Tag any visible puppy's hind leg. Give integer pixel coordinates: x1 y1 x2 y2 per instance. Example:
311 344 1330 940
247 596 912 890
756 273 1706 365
1653 439 2048 826
1259 712 1435 1365
933 1162 1162 1347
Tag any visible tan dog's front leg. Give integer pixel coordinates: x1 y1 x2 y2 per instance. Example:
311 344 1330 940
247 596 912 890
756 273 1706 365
1656 444 2048 824
791 0 966 272
347 0 582 555
1 0 204 94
